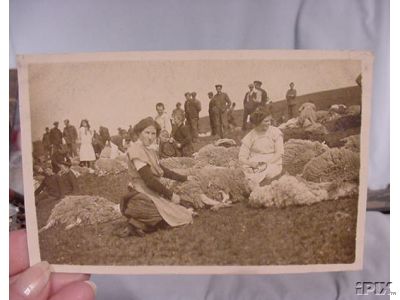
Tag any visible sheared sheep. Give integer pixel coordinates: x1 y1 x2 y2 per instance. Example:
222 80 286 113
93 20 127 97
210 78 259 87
193 144 240 168
94 158 128 176
302 148 360 183
248 174 358 208
283 139 329 175
160 165 250 209
39 195 122 232
341 135 360 152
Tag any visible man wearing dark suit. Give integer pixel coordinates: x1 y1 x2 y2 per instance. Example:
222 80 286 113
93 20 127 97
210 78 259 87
184 92 201 142
242 83 256 130
213 84 231 138
254 80 268 106
49 121 63 155
63 119 78 158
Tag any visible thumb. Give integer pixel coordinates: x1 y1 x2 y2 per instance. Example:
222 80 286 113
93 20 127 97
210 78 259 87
10 261 51 300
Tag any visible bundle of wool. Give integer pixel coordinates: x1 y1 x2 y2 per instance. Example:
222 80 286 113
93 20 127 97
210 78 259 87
278 118 299 130
316 110 329 122
304 123 328 135
248 174 358 208
329 104 347 114
214 138 237 147
341 135 360 152
302 148 360 183
194 144 240 168
94 158 128 176
70 165 93 177
160 166 250 208
160 157 198 171
39 195 121 232
346 105 361 116
283 139 329 175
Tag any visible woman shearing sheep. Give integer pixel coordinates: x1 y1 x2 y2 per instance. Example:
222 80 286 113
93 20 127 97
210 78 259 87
238 110 284 188
119 117 194 237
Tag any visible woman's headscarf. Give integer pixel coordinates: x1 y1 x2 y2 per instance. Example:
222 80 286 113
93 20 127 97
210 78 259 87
133 117 161 137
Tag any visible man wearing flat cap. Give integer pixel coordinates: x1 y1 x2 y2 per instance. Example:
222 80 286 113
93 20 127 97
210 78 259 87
253 80 268 107
242 83 256 130
184 92 202 142
49 121 63 155
213 84 231 138
63 119 78 158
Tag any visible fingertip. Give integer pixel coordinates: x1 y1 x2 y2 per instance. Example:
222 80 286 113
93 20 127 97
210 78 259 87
84 280 97 295
49 280 96 300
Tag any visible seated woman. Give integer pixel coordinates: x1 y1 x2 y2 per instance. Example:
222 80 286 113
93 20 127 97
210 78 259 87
119 117 194 237
238 110 284 189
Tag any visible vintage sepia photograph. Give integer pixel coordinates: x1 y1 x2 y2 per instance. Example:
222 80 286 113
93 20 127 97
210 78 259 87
18 50 372 274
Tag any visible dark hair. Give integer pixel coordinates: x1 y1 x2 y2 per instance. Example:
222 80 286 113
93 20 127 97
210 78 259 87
208 92 213 96
133 117 161 137
176 102 181 107
156 102 165 109
250 109 272 126
80 119 90 129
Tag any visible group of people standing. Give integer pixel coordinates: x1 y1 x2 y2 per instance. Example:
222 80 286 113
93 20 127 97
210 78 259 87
41 119 107 170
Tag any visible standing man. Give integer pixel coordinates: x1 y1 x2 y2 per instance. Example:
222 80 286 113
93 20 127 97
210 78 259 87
63 119 78 158
208 91 218 136
184 92 201 142
42 127 51 159
227 102 237 130
49 121 63 155
286 82 297 119
254 80 268 107
242 83 256 130
155 102 172 135
213 84 231 138
171 102 185 132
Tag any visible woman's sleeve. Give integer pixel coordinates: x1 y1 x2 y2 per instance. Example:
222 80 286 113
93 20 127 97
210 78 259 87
274 129 284 158
238 133 252 163
160 164 187 182
137 164 173 200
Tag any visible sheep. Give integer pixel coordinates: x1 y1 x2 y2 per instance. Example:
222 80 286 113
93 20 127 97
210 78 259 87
341 135 360 152
282 139 329 175
160 165 251 209
302 148 360 183
94 158 128 176
39 195 122 232
193 144 240 168
248 174 358 208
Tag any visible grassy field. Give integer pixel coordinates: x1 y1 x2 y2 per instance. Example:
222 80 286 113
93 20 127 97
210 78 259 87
36 86 361 266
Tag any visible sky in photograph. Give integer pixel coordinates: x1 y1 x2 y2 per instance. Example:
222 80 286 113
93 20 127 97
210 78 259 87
28 59 360 140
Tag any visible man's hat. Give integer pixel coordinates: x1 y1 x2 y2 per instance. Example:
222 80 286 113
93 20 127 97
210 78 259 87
215 84 222 88
254 80 262 85
53 121 59 125
184 92 191 96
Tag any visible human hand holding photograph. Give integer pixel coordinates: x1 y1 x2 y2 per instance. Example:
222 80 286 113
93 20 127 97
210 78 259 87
17 50 372 274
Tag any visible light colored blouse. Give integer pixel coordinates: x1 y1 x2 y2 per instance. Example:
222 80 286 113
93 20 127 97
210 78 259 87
239 126 284 164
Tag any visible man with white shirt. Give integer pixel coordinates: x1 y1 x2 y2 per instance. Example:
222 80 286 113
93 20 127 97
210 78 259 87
155 102 172 136
253 80 268 106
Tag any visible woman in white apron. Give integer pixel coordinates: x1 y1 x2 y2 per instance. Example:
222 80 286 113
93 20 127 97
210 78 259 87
239 110 284 189
119 117 194 237
78 119 96 168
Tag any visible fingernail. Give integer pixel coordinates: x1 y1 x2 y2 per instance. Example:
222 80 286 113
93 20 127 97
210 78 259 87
13 261 51 297
84 280 97 295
